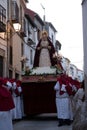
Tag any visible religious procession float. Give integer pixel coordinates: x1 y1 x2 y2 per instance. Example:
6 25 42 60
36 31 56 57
22 31 80 116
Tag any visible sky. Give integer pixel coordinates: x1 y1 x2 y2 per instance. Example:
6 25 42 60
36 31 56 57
27 0 83 70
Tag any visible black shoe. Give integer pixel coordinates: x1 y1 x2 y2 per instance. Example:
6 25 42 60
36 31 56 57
58 123 63 127
64 119 71 125
58 119 64 127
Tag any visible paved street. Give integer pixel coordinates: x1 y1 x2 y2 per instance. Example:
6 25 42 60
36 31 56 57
13 114 72 130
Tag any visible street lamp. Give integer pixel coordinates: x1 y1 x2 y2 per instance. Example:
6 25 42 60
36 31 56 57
13 23 21 32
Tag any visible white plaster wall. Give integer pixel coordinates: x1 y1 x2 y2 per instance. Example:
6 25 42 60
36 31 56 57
61 57 70 73
48 26 56 47
24 44 35 69
24 17 36 68
68 64 78 79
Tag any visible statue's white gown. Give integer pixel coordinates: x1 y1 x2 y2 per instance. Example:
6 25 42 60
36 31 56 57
39 41 51 67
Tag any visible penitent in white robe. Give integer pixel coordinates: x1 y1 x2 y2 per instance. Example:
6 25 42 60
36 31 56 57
54 82 73 120
11 92 22 119
0 111 13 130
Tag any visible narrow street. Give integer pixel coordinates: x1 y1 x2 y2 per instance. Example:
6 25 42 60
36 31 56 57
13 114 72 130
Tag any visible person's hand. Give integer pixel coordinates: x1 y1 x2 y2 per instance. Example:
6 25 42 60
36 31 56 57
53 53 56 58
48 46 51 50
37 47 41 50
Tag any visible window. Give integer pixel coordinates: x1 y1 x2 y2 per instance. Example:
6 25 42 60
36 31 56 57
0 5 6 24
21 43 24 70
15 73 19 80
0 56 3 77
24 18 26 33
37 29 40 41
0 5 6 32
9 30 13 65
20 5 22 25
12 1 19 22
30 49 33 65
21 42 24 56
28 24 30 35
21 62 24 71
51 34 53 43
9 70 12 78
21 18 26 35
9 45 12 65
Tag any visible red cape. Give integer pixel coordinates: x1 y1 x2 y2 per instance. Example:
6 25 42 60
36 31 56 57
33 38 57 67
0 85 15 111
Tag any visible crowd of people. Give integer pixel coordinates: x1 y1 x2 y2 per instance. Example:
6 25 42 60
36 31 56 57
54 74 84 127
0 78 23 130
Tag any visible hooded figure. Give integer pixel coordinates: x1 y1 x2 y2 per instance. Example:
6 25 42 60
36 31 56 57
33 30 57 67
0 78 15 130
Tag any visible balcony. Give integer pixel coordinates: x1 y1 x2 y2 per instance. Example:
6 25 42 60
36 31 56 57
0 5 6 32
11 1 19 23
28 38 35 45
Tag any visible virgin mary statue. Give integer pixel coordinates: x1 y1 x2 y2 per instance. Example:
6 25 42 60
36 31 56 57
33 31 57 67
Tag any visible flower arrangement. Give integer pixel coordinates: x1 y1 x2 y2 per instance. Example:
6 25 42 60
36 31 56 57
24 66 32 76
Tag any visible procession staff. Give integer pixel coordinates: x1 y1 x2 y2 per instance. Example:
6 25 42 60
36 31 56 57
0 78 15 130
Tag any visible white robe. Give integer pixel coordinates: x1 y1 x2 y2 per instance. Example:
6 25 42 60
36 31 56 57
11 85 22 120
54 82 73 120
11 96 22 119
0 111 13 130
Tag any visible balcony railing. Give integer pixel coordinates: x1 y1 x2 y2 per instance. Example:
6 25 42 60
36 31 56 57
0 5 6 32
